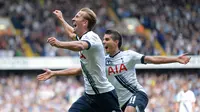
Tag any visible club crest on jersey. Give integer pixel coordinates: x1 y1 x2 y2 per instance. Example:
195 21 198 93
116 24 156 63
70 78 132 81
108 64 127 75
105 58 112 65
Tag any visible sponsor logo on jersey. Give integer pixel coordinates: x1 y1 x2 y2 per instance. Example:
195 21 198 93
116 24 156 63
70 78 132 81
108 64 127 75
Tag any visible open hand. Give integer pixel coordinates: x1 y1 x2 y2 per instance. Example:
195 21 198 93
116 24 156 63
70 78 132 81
37 69 54 81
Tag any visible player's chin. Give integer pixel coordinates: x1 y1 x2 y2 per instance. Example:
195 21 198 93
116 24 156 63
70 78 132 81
73 27 77 32
105 49 110 54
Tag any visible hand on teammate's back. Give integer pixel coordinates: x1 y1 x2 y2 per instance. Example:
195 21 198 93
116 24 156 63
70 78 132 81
177 53 191 64
37 68 54 81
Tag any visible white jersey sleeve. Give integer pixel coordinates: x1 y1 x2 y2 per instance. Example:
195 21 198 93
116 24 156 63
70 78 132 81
176 91 181 102
81 33 96 50
128 50 145 64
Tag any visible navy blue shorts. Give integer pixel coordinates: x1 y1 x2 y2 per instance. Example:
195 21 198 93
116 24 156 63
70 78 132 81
121 91 148 112
68 89 122 112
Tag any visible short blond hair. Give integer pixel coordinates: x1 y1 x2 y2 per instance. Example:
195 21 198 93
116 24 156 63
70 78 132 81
80 8 97 31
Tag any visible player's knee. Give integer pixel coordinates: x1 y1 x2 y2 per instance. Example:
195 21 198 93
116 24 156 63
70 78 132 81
124 106 136 112
125 105 145 112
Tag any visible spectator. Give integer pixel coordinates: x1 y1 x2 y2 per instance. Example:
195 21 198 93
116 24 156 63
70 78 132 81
175 80 196 112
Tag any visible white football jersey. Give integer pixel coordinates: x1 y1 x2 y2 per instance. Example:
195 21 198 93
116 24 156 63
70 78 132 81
105 50 146 107
176 90 196 112
78 31 114 95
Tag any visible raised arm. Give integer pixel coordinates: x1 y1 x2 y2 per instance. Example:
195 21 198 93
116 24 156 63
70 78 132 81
47 37 89 51
53 10 76 40
144 53 191 64
37 68 82 81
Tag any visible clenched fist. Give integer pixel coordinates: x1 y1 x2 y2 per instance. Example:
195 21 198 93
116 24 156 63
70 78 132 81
53 10 64 21
47 37 61 47
177 53 191 64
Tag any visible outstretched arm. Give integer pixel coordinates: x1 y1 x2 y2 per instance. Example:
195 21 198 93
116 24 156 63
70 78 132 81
144 53 191 64
37 68 82 81
53 10 76 40
47 37 89 51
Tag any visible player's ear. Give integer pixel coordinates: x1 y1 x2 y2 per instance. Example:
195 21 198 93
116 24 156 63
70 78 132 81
83 20 88 26
115 40 119 45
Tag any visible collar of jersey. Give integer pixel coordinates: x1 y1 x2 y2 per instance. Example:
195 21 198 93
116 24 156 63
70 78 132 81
109 50 121 58
77 31 90 40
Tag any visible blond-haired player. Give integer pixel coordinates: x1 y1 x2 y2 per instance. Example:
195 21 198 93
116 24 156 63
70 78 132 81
37 8 121 112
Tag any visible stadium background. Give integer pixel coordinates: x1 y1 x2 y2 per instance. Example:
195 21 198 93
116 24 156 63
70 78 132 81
0 0 199 111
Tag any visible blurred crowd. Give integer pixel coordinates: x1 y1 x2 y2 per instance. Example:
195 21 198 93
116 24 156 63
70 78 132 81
138 70 200 112
0 72 84 112
0 0 199 57
114 0 200 55
0 70 199 112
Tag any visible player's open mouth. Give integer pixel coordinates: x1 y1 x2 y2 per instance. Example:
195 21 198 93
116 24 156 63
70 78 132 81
73 22 77 28
105 46 108 50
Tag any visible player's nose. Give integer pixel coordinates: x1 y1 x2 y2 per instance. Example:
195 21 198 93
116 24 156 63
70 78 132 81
102 40 106 45
72 17 75 21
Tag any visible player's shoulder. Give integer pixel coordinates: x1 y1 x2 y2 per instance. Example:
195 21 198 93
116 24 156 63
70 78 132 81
123 50 140 55
85 31 99 37
176 91 184 98
123 50 133 53
177 90 184 95
82 31 100 41
187 90 195 94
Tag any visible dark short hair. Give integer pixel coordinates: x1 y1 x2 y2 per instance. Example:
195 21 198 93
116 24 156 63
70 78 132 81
105 29 122 48
80 8 97 31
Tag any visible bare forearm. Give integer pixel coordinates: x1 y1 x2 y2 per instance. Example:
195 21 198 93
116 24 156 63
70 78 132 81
60 20 76 40
145 56 178 64
53 68 82 76
58 41 84 51
53 10 76 40
153 56 178 64
192 103 195 112
175 102 179 112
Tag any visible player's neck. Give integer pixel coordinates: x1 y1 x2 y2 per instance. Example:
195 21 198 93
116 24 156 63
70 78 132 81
110 49 120 57
183 89 188 93
78 30 89 38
